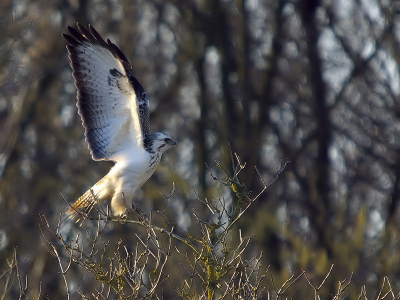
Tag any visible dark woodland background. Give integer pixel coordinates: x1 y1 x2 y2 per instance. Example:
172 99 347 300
1 0 400 298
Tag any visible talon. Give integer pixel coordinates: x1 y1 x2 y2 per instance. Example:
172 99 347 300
129 204 150 224
116 209 129 221
136 208 149 223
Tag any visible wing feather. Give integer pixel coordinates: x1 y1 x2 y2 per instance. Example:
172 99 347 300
64 24 150 161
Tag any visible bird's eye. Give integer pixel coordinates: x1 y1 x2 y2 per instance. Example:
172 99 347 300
164 138 170 142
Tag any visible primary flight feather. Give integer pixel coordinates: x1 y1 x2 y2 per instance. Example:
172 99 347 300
63 23 176 218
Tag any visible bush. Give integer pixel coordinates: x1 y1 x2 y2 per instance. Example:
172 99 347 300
2 155 399 299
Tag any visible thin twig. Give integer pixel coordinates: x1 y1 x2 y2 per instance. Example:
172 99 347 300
50 243 71 300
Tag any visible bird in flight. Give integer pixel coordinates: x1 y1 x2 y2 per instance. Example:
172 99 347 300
63 24 176 219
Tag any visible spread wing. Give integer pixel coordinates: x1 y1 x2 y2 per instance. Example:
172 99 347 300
63 23 151 161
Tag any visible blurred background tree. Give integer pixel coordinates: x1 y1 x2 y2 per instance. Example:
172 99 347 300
1 0 400 298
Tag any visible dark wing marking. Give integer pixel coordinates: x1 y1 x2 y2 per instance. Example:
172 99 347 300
128 75 150 136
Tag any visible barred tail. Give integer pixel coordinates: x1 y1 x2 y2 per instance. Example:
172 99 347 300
67 188 96 219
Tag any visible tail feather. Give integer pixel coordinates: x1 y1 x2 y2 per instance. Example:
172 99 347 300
67 188 97 220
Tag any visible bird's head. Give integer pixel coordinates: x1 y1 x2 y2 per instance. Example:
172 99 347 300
145 132 177 154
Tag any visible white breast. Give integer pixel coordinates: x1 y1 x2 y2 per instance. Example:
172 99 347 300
108 149 150 193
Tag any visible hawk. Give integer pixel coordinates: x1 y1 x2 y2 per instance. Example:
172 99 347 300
63 24 176 219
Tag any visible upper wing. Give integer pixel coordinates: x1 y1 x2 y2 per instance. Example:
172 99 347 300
63 23 151 161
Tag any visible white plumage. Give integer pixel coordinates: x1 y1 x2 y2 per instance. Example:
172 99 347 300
63 24 176 218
